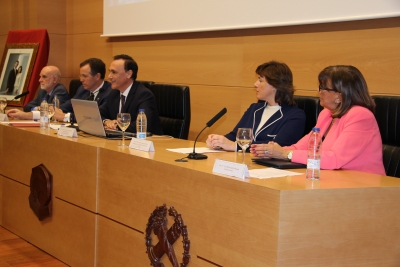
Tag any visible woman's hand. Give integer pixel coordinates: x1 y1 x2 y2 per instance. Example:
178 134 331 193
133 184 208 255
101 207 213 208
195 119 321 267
250 141 290 160
206 134 236 151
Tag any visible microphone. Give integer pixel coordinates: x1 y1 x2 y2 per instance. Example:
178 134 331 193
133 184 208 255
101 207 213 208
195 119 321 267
12 91 29 100
187 107 227 160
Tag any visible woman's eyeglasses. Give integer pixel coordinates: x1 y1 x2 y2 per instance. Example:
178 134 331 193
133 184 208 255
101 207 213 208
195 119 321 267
318 85 339 93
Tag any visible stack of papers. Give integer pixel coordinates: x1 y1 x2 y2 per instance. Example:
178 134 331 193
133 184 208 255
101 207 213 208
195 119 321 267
249 168 302 179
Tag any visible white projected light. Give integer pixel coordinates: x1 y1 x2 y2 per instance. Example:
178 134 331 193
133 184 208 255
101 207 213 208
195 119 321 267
103 0 400 37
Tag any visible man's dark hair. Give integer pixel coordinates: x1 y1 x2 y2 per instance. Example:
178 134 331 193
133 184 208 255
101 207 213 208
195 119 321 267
113 54 138 80
80 58 106 79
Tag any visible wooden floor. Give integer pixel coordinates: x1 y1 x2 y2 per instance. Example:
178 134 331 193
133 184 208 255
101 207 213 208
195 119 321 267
0 226 68 267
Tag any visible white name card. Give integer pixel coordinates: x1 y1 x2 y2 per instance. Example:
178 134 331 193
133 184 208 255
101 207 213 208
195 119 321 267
212 158 250 179
57 126 78 137
129 138 155 152
0 114 8 122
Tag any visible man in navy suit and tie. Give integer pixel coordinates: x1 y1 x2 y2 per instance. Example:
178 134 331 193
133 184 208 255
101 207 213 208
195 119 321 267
53 58 112 122
101 54 163 134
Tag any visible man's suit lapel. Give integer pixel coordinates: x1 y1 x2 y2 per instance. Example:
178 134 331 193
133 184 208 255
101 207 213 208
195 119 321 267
95 88 104 102
38 90 47 104
96 81 110 103
77 88 90 100
124 81 138 112
96 82 109 102
110 90 120 117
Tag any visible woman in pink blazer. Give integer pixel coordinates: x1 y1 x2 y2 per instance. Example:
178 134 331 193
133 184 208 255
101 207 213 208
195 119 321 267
250 65 385 175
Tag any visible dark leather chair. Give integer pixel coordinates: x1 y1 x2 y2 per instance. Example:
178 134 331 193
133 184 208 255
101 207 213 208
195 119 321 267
137 80 155 90
293 95 322 136
372 95 400 177
382 145 400 178
69 79 82 98
149 83 191 139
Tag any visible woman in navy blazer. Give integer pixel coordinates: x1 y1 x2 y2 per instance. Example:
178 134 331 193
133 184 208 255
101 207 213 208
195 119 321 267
206 61 306 151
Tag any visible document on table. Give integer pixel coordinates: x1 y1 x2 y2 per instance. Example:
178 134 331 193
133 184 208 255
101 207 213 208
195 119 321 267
249 168 303 179
167 147 225 154
6 120 40 127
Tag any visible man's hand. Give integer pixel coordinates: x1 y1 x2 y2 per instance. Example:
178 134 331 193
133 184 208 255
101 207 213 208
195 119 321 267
104 119 118 130
53 107 65 121
6 109 33 120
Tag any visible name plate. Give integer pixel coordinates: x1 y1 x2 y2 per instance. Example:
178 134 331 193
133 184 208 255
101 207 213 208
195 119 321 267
212 158 249 179
57 126 78 137
0 114 8 122
129 138 155 152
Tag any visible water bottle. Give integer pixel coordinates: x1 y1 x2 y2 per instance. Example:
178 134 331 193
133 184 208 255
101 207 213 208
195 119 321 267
40 98 49 129
136 109 147 139
306 127 321 180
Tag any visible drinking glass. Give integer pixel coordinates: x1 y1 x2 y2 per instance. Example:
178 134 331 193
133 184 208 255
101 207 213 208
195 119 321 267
117 113 131 147
47 104 55 126
0 97 7 114
52 96 60 123
236 128 253 164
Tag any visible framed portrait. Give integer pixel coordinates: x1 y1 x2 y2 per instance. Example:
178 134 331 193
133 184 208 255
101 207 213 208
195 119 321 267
0 43 39 106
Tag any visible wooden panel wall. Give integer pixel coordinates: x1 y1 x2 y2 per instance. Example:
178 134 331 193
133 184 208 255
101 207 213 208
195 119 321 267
1 0 399 140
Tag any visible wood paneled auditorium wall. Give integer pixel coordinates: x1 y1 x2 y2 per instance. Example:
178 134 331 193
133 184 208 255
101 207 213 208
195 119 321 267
1 0 399 141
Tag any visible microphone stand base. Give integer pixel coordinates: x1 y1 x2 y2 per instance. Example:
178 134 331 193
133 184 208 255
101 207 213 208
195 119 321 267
187 153 208 160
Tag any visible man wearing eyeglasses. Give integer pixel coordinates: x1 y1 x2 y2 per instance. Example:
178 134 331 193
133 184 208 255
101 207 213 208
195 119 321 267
53 58 112 122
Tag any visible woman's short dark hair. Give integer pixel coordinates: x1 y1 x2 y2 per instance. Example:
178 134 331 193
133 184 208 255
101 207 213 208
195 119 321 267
255 61 295 106
318 65 375 118
113 54 138 80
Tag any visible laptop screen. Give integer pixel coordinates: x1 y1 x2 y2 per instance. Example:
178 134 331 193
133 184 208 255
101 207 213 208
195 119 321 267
71 99 149 139
71 99 109 137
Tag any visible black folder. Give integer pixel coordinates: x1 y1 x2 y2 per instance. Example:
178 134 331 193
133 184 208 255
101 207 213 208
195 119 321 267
252 158 306 169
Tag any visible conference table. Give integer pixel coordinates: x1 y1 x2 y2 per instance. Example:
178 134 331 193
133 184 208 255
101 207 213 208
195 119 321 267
0 123 399 267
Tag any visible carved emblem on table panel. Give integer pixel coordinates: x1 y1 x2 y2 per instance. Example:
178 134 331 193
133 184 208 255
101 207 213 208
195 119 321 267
28 164 52 221
145 204 190 267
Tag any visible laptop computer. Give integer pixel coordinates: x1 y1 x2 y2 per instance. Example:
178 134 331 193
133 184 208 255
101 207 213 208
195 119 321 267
252 158 307 169
71 99 135 139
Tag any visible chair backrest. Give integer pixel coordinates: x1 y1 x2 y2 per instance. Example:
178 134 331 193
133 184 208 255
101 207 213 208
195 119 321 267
372 95 400 178
69 79 82 98
293 95 322 136
372 95 400 146
382 144 400 178
137 80 155 90
149 83 191 139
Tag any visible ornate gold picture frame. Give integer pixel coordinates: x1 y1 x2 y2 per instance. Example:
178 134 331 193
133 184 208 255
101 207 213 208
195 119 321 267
0 43 39 106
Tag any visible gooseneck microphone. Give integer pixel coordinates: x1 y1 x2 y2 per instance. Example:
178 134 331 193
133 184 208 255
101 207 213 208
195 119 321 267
12 91 29 100
187 107 227 160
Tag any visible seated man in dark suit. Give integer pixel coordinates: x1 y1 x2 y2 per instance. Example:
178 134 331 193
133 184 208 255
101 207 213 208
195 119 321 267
5 60 18 95
101 54 163 134
7 66 70 120
53 58 112 123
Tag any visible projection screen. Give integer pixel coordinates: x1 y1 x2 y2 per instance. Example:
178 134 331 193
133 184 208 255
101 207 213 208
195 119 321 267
103 0 400 37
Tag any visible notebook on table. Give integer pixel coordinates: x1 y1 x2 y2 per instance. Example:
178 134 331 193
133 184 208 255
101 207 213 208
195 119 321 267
252 158 307 169
71 99 136 139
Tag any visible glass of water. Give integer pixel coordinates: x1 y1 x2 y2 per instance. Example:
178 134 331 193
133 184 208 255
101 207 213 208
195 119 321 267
117 113 131 147
236 128 253 164
0 97 7 114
